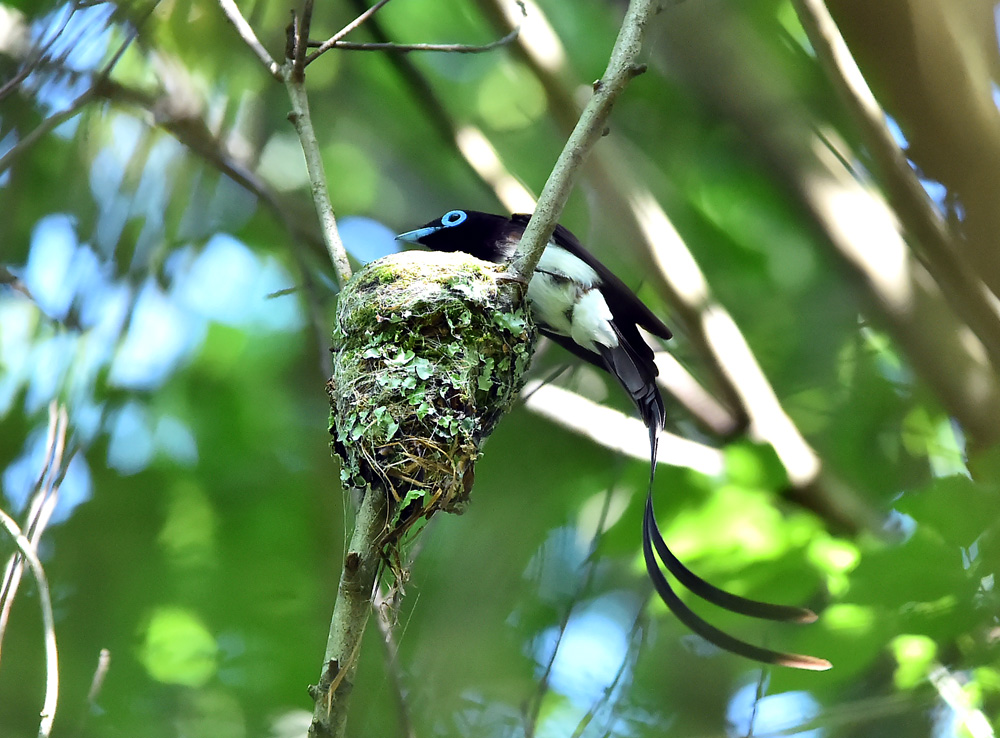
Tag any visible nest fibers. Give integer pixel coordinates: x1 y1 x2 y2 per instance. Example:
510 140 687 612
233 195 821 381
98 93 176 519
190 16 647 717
328 250 535 551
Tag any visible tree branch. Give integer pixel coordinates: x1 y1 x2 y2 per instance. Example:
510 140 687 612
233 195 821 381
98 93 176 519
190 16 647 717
0 509 59 738
0 403 68 663
305 0 394 64
305 31 522 56
791 0 1000 375
217 0 281 77
506 0 659 282
217 0 353 287
519 380 724 477
0 14 139 176
284 78 353 285
657 0 1000 447
308 487 386 738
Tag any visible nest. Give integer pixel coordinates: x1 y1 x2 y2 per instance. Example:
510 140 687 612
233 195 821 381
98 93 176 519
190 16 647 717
328 250 535 555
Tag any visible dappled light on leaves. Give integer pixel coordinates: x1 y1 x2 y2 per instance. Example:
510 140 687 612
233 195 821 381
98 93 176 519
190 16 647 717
139 607 218 688
3 0 1000 735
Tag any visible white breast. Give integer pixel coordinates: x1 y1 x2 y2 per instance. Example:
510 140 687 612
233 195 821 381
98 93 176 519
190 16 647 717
526 244 619 353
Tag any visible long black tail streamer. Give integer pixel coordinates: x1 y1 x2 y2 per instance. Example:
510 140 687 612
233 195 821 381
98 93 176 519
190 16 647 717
643 427 830 670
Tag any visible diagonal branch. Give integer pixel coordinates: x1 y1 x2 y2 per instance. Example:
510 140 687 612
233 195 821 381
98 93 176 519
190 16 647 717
656 0 1000 448
305 0 395 64
507 0 659 283
476 0 879 535
217 0 281 77
0 402 68 664
91 77 335 374
0 13 140 176
308 487 386 738
306 30 522 56
217 0 353 286
791 0 1000 375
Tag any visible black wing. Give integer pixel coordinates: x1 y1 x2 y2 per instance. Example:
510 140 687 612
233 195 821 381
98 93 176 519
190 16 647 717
510 214 672 340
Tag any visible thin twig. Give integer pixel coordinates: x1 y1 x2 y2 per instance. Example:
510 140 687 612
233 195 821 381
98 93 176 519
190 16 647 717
507 0 659 282
217 0 281 77
0 403 68 664
292 0 314 77
72 648 111 738
305 0 395 64
372 583 416 738
339 0 502 197
0 7 141 176
0 508 59 738
568 608 646 738
219 0 353 289
524 476 618 737
0 89 95 175
274 0 353 287
0 0 79 102
748 668 770 737
307 30 521 56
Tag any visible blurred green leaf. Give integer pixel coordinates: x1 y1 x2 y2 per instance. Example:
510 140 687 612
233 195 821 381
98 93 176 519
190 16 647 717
140 607 218 687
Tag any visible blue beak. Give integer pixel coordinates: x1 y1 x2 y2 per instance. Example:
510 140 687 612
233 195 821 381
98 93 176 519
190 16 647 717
395 226 441 244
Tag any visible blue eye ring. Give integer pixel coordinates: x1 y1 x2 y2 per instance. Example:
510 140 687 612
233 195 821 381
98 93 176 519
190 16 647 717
441 210 467 227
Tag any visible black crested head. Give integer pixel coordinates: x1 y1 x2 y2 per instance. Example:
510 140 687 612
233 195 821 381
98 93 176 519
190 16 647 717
395 210 516 264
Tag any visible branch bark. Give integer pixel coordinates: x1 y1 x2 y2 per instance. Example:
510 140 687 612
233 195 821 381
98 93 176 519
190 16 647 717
656 0 1000 447
506 0 660 282
791 0 1000 374
217 0 353 287
308 488 386 738
284 78 352 285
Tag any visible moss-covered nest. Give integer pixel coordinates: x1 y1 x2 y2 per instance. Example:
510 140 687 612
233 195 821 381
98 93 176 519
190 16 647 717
328 250 535 550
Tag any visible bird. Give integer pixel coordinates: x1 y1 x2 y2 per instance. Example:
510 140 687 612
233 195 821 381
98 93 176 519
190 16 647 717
396 209 830 671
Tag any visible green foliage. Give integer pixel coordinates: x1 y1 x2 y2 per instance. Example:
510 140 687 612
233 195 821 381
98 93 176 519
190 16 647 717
2 0 999 736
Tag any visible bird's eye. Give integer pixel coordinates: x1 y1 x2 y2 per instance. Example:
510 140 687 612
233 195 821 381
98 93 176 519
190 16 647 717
441 210 467 227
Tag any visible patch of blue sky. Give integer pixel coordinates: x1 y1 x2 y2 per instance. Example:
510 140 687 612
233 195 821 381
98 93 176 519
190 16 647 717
20 206 300 395
154 414 199 466
523 525 592 605
128 135 182 252
29 3 115 118
727 682 822 738
89 116 143 208
206 171 260 236
339 216 401 265
24 333 76 414
76 259 130 338
533 592 637 708
171 233 302 332
883 114 950 213
0 129 16 186
24 213 79 320
106 399 154 474
109 277 206 391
